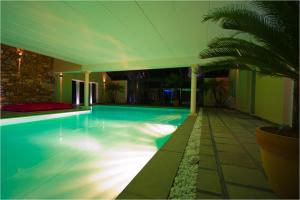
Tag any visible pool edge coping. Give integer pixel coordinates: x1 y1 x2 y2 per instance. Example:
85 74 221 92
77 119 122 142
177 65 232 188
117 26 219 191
0 109 91 126
117 114 197 199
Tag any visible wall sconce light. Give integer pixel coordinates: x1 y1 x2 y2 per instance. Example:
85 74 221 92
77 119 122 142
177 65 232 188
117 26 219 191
16 48 24 75
59 72 63 78
16 48 23 56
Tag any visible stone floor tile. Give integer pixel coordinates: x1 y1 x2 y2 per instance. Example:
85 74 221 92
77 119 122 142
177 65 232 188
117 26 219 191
238 138 258 145
214 134 235 139
198 154 217 169
199 145 214 155
242 143 260 152
197 169 222 194
211 128 226 132
210 123 224 126
200 133 211 139
200 138 213 146
214 137 238 145
216 143 246 153
227 184 277 199
196 191 223 199
222 165 271 189
218 152 256 168
248 151 263 163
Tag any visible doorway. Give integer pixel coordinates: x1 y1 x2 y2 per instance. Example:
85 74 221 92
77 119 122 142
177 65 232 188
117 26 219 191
71 80 98 105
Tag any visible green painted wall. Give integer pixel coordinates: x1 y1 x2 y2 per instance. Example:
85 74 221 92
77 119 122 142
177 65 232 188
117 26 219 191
235 70 252 113
255 75 285 124
231 69 293 125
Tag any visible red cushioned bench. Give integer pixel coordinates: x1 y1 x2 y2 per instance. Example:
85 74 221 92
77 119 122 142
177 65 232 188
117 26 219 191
1 102 73 112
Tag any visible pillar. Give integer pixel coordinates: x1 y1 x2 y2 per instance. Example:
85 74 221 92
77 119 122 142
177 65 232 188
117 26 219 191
84 71 90 108
190 64 197 115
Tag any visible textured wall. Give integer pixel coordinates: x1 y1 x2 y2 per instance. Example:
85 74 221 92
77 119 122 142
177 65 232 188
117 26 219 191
0 44 55 104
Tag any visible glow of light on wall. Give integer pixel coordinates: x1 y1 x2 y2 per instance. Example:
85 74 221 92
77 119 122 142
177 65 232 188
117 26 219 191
16 48 24 75
76 94 80 105
90 84 93 104
76 81 80 105
59 72 63 102
103 75 106 90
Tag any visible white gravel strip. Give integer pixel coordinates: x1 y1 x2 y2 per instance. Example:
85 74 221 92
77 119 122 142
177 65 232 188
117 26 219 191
169 109 202 199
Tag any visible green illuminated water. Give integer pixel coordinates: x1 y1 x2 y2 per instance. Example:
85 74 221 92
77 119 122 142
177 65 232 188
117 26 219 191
1 106 188 199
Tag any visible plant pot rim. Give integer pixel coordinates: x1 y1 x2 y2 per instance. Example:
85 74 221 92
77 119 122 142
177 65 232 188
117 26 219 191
257 126 299 139
256 126 299 159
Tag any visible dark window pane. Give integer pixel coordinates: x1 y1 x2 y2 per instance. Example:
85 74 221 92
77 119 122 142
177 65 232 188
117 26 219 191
72 80 76 104
80 82 84 104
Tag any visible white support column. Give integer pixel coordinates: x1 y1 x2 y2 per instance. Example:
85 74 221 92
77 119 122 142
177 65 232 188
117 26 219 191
84 71 91 108
76 81 80 105
190 64 197 115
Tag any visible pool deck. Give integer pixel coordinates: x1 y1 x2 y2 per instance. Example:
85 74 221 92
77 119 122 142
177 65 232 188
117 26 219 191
197 108 277 199
118 108 278 199
117 115 197 199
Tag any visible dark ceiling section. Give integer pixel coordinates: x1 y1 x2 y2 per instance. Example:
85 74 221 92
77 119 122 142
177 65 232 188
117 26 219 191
204 69 229 78
107 67 228 81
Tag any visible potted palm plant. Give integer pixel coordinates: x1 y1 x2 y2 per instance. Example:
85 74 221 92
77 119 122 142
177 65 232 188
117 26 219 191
199 1 299 198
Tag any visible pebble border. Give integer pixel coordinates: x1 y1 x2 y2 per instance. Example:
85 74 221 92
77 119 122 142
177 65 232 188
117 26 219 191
168 109 202 199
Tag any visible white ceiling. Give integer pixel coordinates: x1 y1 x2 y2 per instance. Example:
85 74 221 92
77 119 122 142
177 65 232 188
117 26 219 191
1 1 234 72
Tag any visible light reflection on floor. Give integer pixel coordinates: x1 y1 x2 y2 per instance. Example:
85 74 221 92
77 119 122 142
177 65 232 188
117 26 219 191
1 106 187 199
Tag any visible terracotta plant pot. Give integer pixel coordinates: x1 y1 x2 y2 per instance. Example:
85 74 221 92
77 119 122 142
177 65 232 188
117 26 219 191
256 127 299 198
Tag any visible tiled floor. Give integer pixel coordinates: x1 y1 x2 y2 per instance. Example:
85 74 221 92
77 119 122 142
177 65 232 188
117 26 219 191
196 108 278 199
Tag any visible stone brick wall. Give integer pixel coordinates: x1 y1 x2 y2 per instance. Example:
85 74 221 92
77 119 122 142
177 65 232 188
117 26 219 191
0 44 55 104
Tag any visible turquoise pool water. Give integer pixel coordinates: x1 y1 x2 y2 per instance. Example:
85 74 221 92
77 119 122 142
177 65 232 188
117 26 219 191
1 106 188 199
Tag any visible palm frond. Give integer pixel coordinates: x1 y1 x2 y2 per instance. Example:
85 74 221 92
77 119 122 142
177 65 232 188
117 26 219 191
202 4 298 67
200 37 298 74
253 1 299 64
253 1 299 35
200 56 298 80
